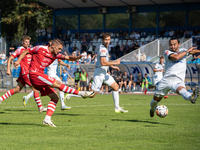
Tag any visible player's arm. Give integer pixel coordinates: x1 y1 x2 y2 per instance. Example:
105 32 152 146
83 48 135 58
6 55 15 75
110 65 120 71
59 60 70 68
169 47 196 61
100 57 121 66
14 50 29 68
188 49 200 55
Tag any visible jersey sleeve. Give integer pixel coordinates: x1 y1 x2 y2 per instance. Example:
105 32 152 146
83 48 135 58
99 46 107 57
29 46 40 54
164 50 174 60
11 48 23 58
154 63 159 69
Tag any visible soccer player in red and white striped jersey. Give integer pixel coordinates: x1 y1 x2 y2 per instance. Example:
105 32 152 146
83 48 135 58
14 38 92 127
0 35 47 113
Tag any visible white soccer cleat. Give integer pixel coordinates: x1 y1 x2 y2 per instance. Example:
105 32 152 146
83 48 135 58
42 120 56 127
38 106 47 113
82 91 95 99
61 105 71 110
191 87 199 104
23 96 28 107
115 107 128 113
65 94 72 100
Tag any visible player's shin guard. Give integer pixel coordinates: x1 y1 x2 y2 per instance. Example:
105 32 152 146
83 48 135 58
59 84 79 95
34 92 42 108
45 99 58 121
0 89 15 101
179 88 191 101
150 99 158 110
112 91 120 108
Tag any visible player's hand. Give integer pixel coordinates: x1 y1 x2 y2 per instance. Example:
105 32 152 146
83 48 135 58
111 66 120 71
187 47 197 53
6 70 11 75
115 59 121 65
77 55 82 59
14 60 20 68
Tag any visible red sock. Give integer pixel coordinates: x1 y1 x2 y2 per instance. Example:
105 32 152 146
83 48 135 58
34 92 42 108
59 84 79 95
1 89 15 101
46 99 58 117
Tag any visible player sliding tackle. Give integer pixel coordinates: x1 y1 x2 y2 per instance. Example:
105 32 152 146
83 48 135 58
0 35 47 113
150 37 199 117
86 32 128 113
14 38 93 127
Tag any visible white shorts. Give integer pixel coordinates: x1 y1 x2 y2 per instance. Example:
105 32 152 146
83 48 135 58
62 81 68 85
91 68 115 92
50 75 61 82
152 75 162 86
155 77 186 97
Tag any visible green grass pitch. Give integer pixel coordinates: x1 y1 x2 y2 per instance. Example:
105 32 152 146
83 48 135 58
0 93 199 150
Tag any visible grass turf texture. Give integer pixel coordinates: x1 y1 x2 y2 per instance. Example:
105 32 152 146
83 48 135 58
0 93 199 150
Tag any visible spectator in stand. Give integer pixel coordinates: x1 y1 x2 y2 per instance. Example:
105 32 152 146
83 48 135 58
120 44 125 57
124 42 129 54
174 29 180 38
93 33 98 41
87 43 93 55
136 72 143 91
135 31 140 40
140 42 145 47
36 27 41 37
66 29 71 37
72 44 78 53
75 31 79 39
164 29 169 37
41 27 46 37
85 54 91 64
115 42 120 58
87 34 92 42
108 42 114 52
81 50 87 60
140 30 146 38
184 29 190 38
129 41 136 52
58 34 62 41
82 35 87 43
119 30 123 38
109 31 114 37
130 31 135 40
160 28 165 37
62 33 67 46
96 31 101 38
84 31 88 38
9 43 16 53
179 29 184 37
91 53 97 64
79 69 88 91
114 31 119 38
194 29 198 35
188 29 193 36
169 29 174 37
88 76 93 91
122 71 129 92
100 31 104 37
125 33 129 40
81 42 88 53
135 42 140 49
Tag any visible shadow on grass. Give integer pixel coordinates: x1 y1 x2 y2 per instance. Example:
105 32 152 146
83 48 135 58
0 122 43 126
54 113 85 116
111 119 173 126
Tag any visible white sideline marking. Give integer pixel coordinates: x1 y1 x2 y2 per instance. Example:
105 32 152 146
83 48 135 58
1 103 199 109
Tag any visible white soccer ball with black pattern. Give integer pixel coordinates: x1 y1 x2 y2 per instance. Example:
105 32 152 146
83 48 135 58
156 105 168 118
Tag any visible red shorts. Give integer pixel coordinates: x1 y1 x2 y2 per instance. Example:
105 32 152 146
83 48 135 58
29 72 56 96
17 74 32 86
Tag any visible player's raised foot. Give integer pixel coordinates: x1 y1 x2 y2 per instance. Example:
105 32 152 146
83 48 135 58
144 89 147 94
42 120 56 127
115 107 128 113
191 87 199 104
164 96 169 99
61 105 71 110
150 108 155 117
38 106 47 113
23 96 28 107
65 94 72 100
81 91 95 99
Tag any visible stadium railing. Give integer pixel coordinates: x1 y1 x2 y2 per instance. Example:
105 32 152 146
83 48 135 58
0 65 13 90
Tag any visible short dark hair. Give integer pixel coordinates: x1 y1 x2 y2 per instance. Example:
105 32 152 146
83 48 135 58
51 38 64 47
102 32 111 40
160 55 164 59
169 37 180 44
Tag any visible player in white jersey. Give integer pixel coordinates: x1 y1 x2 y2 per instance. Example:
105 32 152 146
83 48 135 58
150 38 200 117
23 58 72 110
87 33 128 113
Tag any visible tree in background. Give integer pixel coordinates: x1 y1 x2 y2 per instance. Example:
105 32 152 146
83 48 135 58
0 0 52 40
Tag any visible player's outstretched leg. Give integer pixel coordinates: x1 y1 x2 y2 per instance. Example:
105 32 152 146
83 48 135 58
43 93 59 127
23 91 34 107
34 91 47 113
150 96 162 117
111 82 128 113
59 91 71 110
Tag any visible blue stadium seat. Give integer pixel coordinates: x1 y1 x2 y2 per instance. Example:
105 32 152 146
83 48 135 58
68 47 73 54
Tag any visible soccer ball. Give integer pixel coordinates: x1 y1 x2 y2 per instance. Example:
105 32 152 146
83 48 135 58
156 105 168 118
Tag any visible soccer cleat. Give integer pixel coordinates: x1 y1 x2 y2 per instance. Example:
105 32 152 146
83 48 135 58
61 105 71 110
65 94 72 100
144 89 147 94
191 87 199 104
23 96 28 107
38 106 47 113
115 107 128 113
150 109 155 117
164 96 169 99
42 120 56 127
82 91 95 99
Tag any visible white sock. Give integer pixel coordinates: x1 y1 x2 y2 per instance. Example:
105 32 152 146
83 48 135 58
179 88 191 101
44 115 51 121
26 91 34 100
133 87 135 90
112 91 119 108
78 91 85 96
150 99 158 110
59 91 65 106
70 94 81 97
